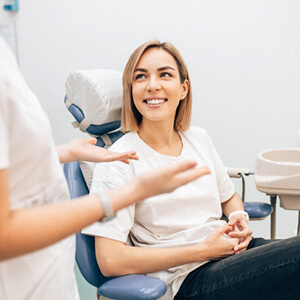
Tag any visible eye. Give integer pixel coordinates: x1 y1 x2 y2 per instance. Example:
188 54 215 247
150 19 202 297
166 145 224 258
160 72 172 78
135 73 146 80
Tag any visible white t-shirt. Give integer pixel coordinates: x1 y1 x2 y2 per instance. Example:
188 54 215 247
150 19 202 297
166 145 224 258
83 127 235 300
0 37 79 300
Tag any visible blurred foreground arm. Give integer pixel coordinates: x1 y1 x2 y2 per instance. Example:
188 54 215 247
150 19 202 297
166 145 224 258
0 161 209 260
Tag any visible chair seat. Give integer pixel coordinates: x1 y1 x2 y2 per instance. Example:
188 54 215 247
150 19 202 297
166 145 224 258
244 202 272 220
98 274 167 300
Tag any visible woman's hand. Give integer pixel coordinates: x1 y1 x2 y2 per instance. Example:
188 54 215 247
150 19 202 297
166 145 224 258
137 160 210 198
57 137 139 164
227 214 253 254
197 224 240 261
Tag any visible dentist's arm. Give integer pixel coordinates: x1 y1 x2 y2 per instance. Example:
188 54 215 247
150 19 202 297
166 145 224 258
0 161 209 261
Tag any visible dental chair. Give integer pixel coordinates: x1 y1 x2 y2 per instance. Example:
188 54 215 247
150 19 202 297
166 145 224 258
64 160 167 300
64 69 167 300
63 69 273 299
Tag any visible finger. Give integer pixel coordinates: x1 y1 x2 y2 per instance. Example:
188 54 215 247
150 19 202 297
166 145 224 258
234 247 247 255
104 152 139 162
118 154 139 162
128 154 139 160
107 150 138 160
173 165 210 184
88 137 97 146
228 231 248 239
228 226 252 238
228 218 237 226
119 154 139 164
122 150 137 157
120 160 130 165
167 160 198 175
234 236 252 253
228 216 246 226
217 223 234 235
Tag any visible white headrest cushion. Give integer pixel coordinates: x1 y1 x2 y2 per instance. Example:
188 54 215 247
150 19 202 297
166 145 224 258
65 69 123 125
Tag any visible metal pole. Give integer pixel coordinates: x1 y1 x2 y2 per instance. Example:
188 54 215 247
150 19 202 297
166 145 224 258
297 211 300 236
270 195 277 239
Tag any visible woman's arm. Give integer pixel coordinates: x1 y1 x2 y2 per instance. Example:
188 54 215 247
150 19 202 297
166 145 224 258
56 137 139 164
95 223 239 277
0 161 209 261
221 192 245 218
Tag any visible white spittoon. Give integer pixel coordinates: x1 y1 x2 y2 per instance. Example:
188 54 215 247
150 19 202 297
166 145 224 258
255 149 300 210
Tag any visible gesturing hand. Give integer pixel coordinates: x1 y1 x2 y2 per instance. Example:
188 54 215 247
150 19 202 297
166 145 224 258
138 161 210 198
66 137 139 164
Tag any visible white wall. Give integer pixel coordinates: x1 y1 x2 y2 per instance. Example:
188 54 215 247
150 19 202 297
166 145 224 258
1 0 299 238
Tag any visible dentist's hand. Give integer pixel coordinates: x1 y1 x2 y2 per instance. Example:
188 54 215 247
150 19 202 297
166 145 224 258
227 214 253 254
137 161 210 198
107 161 211 212
57 137 139 164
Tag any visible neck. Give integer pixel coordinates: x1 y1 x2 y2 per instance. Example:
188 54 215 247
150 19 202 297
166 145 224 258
137 119 182 156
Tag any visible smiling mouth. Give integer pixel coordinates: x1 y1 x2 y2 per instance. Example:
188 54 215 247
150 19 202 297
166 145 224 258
143 98 167 105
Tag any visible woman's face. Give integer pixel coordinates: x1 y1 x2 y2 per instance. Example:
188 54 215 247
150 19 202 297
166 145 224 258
131 47 188 126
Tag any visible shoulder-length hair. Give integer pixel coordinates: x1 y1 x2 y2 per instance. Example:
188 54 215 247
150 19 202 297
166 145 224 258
122 40 192 132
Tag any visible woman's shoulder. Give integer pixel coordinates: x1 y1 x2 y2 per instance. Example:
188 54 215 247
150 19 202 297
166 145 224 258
109 131 139 152
181 126 215 150
182 126 210 139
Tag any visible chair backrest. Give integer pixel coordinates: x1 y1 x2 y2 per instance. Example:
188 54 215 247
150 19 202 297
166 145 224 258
65 69 123 136
64 69 124 287
64 161 114 287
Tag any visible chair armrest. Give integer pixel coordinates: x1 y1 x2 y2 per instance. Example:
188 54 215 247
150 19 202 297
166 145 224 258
226 167 253 178
98 274 167 300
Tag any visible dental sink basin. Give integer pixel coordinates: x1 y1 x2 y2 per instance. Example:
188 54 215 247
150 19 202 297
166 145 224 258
254 149 300 210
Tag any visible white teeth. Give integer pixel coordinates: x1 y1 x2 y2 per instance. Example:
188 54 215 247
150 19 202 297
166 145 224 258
147 99 165 105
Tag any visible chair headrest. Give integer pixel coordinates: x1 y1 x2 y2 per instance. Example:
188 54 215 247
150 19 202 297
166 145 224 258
65 69 123 135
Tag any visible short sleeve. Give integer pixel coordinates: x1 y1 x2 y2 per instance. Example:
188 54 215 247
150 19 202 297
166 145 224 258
203 130 235 203
81 160 136 242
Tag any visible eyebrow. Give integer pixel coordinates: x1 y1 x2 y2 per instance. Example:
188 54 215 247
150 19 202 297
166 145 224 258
133 66 176 73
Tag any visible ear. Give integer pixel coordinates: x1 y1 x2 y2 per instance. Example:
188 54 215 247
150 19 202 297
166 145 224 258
180 79 189 100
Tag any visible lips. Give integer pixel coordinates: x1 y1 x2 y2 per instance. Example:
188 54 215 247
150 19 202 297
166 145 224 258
143 98 167 105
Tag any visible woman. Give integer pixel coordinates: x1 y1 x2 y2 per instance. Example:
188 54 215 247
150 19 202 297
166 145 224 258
0 36 208 300
84 40 300 300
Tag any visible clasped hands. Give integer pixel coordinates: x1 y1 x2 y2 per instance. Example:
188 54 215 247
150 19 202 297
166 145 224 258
225 213 253 254
202 214 253 261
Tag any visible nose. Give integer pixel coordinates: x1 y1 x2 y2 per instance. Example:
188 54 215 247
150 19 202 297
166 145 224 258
147 75 161 92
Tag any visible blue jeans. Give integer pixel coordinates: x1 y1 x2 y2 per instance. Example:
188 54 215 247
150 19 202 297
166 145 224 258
174 236 300 300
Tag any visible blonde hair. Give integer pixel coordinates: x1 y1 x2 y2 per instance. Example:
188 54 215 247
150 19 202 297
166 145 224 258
122 40 192 132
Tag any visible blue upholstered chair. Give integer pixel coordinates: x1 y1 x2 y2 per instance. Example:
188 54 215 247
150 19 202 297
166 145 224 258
64 159 167 300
